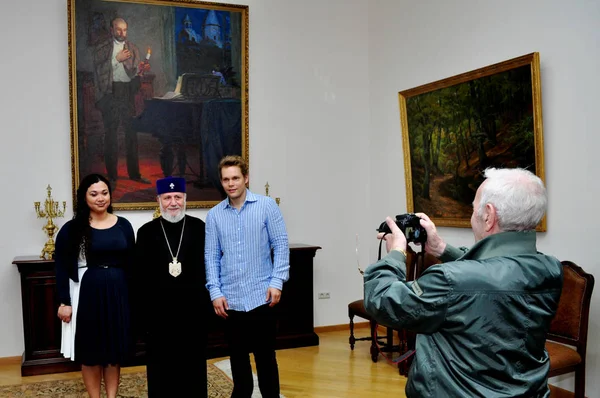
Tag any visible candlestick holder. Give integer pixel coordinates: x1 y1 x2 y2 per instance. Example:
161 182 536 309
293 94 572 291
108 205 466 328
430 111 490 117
34 185 66 259
264 182 281 205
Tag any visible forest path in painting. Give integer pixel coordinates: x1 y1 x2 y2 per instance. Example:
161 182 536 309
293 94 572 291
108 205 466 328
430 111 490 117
414 173 473 219
412 122 528 220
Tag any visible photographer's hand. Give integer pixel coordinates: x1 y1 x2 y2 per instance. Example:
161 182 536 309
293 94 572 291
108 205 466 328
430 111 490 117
416 213 446 257
377 216 407 253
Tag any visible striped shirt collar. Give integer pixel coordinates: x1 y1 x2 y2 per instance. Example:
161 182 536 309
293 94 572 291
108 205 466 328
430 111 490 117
224 188 258 209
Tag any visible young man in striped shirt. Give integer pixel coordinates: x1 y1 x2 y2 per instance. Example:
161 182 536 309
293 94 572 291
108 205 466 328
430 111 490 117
205 155 289 398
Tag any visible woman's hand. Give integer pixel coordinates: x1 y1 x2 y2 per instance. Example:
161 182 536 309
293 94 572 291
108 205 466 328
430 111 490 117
57 305 72 323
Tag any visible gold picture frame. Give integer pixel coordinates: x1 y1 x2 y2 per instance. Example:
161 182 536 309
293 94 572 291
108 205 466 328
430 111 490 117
399 52 546 231
68 0 249 210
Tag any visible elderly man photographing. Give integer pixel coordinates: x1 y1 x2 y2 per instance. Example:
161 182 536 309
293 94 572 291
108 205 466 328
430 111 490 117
364 168 563 398
133 177 211 398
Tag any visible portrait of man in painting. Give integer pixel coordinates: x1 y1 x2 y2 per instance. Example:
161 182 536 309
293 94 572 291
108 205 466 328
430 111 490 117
69 0 248 209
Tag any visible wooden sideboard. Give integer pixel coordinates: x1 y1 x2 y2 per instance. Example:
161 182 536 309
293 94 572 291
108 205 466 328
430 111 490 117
13 244 320 376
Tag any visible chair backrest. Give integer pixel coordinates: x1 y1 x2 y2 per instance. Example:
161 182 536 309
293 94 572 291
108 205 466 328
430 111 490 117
405 246 417 281
405 247 443 281
411 250 442 278
547 261 595 352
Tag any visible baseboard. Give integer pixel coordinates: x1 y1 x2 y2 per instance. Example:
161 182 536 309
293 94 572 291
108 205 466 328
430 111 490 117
315 322 367 333
0 356 21 365
314 322 389 333
315 324 352 333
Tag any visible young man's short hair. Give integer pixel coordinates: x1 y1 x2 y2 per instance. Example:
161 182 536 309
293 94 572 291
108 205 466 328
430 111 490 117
218 155 248 179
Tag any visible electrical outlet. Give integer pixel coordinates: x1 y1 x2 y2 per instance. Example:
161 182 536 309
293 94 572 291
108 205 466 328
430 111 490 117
318 292 331 299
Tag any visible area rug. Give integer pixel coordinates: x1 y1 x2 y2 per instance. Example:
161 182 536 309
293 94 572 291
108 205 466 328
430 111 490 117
0 363 233 398
213 359 286 398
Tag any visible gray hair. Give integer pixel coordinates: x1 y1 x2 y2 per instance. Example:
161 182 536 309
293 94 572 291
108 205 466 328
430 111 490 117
477 168 547 231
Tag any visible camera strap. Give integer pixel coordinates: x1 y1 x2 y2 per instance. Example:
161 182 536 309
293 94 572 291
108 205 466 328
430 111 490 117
376 233 386 260
377 233 426 277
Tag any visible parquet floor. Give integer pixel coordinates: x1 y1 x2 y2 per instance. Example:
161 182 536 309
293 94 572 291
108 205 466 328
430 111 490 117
0 325 407 398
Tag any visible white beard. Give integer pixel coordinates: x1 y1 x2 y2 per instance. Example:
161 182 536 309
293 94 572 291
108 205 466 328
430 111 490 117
160 201 186 223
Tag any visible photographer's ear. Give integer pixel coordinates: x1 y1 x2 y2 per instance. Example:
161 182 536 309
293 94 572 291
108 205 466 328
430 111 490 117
484 203 497 232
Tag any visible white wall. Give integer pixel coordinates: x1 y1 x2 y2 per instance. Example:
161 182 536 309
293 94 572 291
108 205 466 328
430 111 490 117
368 0 600 393
1 0 598 394
0 0 371 358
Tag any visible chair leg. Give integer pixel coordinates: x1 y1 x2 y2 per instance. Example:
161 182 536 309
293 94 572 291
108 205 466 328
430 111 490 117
397 329 410 377
386 327 394 351
370 320 379 362
574 366 585 398
349 314 356 350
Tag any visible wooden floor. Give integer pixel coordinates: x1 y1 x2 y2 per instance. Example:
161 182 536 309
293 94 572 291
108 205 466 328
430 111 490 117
0 325 408 398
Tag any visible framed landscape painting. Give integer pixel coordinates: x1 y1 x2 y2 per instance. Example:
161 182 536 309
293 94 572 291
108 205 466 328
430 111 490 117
399 52 546 231
68 0 249 210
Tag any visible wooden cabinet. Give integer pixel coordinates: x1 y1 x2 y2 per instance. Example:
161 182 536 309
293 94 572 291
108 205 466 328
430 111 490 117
13 244 320 376
13 256 80 376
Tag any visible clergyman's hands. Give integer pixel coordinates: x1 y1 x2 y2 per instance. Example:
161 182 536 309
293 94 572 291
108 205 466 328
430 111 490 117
57 305 72 323
377 216 407 253
415 213 446 257
212 297 229 319
266 287 282 307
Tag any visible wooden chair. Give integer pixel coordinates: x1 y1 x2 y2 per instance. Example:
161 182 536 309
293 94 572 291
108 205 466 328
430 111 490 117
546 261 595 398
348 248 418 363
348 299 383 362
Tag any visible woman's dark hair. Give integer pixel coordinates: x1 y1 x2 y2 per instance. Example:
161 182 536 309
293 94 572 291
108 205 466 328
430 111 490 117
71 174 113 259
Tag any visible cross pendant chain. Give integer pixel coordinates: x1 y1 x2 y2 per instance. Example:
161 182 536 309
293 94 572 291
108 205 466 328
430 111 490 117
160 217 186 278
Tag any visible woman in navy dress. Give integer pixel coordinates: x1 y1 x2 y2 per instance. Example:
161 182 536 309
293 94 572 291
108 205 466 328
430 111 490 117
55 174 134 398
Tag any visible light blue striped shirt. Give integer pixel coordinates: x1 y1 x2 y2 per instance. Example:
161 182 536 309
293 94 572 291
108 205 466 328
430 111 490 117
205 189 290 312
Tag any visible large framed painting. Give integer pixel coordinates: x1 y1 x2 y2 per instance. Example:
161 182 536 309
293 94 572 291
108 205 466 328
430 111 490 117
399 52 546 231
68 0 249 210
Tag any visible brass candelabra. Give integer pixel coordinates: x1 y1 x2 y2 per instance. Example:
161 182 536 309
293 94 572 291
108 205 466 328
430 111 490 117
264 182 280 205
34 185 66 259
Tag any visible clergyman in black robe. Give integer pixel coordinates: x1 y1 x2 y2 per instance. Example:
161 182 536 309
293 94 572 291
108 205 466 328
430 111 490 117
133 177 211 397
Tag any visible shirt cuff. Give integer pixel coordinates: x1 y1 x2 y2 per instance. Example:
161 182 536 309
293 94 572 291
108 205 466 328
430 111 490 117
269 277 284 291
209 287 224 302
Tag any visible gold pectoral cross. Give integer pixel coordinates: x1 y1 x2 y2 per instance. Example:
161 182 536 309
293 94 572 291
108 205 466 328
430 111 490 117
169 257 182 277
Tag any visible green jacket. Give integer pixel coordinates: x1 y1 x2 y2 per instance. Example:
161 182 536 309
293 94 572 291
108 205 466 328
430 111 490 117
364 231 562 398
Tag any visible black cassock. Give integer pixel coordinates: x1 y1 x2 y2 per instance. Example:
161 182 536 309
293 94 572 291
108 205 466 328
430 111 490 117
134 215 211 398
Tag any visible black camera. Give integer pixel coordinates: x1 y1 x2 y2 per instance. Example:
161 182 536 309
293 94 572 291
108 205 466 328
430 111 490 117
377 213 427 244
